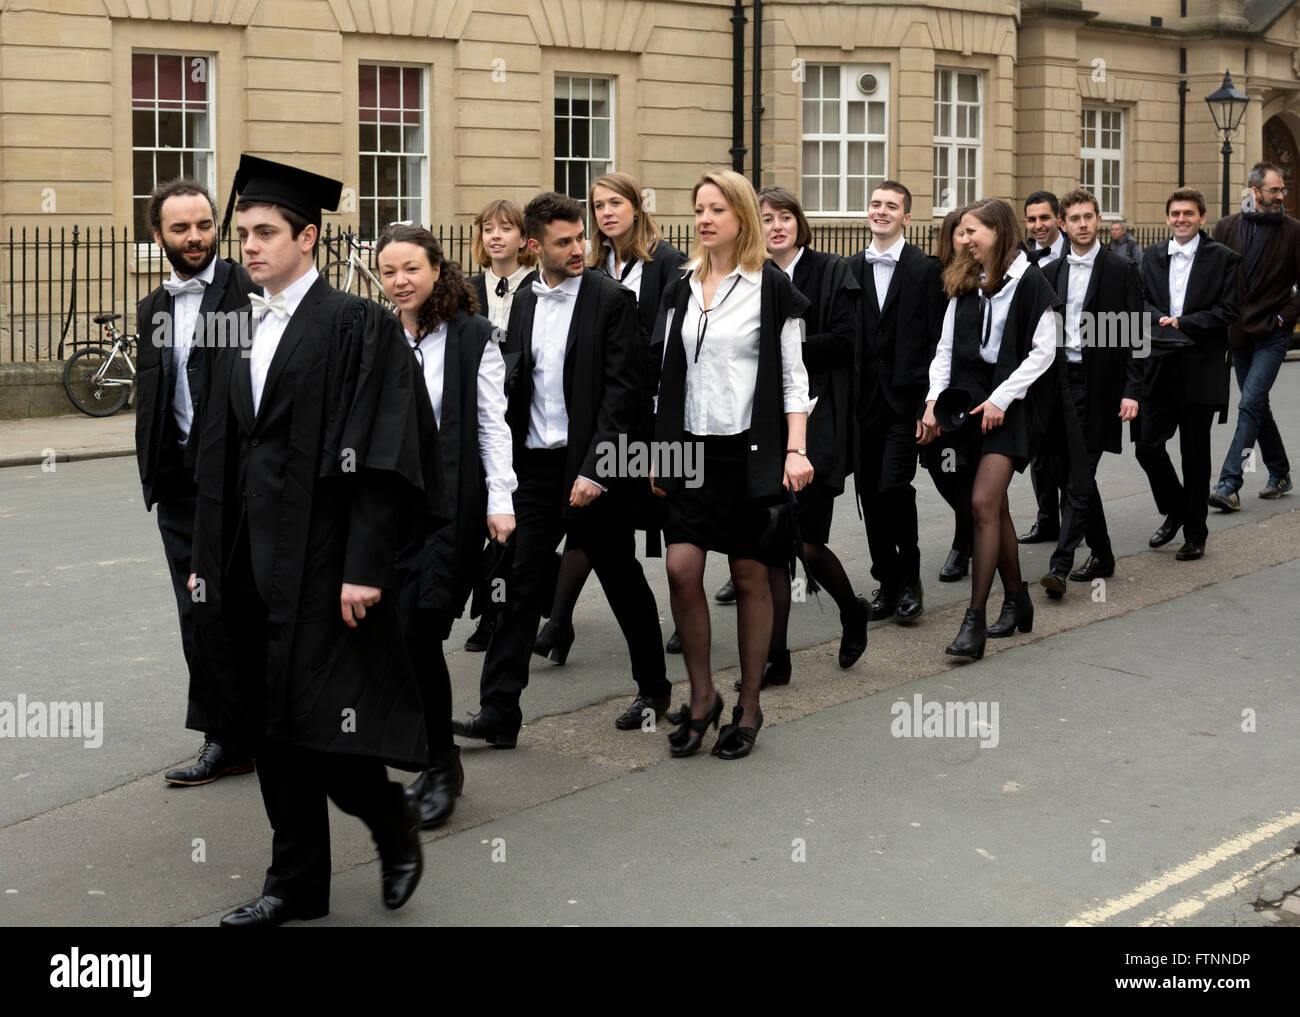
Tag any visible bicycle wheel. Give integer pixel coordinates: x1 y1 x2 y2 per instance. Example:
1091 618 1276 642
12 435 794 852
321 260 372 300
63 346 132 417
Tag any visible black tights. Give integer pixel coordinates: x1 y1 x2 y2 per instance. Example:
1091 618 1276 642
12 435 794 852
548 548 591 629
969 453 1022 613
767 542 858 654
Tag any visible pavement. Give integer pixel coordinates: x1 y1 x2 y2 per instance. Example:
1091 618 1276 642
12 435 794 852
2 363 1300 928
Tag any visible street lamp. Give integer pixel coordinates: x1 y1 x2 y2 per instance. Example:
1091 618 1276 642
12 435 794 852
1205 70 1250 217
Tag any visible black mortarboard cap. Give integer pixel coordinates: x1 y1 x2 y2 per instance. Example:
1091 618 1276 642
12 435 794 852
220 154 342 237
933 386 978 432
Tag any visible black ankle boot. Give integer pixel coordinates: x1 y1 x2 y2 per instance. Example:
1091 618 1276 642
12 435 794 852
945 608 987 660
987 584 1033 638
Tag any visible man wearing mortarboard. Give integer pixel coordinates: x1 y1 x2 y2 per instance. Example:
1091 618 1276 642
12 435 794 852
186 155 448 927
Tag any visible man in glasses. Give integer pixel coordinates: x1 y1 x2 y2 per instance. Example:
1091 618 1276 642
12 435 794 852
1134 188 1241 561
1208 162 1299 511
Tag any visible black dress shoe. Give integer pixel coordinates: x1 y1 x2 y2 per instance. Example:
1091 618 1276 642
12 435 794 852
220 894 327 928
939 549 970 582
714 579 737 603
712 705 763 760
405 746 464 829
1040 567 1069 599
668 694 723 757
896 581 923 623
945 608 987 660
665 629 682 654
868 586 899 621
735 649 791 691
1175 540 1205 561
988 584 1033 637
1017 522 1059 544
838 595 869 668
1069 554 1115 582
451 712 518 749
164 739 255 786
614 695 671 730
463 612 497 652
1148 515 1182 548
533 619 575 665
379 797 423 910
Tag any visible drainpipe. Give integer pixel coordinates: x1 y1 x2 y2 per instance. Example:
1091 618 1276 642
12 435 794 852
730 0 748 173
753 0 764 188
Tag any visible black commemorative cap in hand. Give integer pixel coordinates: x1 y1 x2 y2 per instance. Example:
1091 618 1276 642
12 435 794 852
221 154 343 236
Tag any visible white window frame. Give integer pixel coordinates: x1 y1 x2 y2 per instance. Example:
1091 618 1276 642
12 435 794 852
800 63 890 217
357 62 429 239
1080 106 1124 217
932 68 982 216
554 75 614 209
131 51 215 241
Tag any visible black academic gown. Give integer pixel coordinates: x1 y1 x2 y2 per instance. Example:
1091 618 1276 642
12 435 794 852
188 277 447 770
135 257 256 507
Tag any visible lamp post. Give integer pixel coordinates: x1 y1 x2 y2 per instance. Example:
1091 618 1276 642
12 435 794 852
1205 71 1250 217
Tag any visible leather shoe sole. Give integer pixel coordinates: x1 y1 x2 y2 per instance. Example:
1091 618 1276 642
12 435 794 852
1040 571 1068 599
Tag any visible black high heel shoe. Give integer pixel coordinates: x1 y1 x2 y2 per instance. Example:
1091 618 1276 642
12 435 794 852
668 694 723 757
533 620 575 665
713 705 763 759
987 584 1033 637
944 608 987 660
666 703 690 726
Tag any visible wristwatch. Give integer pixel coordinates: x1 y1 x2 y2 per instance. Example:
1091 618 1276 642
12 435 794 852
786 448 807 456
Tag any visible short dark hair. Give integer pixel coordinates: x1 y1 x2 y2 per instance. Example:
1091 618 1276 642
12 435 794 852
234 198 318 253
1248 162 1284 190
1059 188 1100 217
756 186 812 248
1024 190 1060 217
523 192 584 241
1165 187 1206 216
873 180 912 214
148 178 217 238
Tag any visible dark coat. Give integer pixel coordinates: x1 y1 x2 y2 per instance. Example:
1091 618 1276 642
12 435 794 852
655 262 809 500
500 268 641 514
1041 245 1144 454
1211 212 1300 347
188 277 447 770
134 257 256 507
399 309 499 617
791 247 859 493
1139 231 1241 408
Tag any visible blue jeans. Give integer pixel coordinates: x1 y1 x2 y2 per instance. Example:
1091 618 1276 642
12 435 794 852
1217 328 1291 492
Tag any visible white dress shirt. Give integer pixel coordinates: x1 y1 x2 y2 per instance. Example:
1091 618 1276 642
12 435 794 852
778 245 805 282
663 262 810 435
605 247 645 302
927 251 1056 411
863 233 906 308
165 256 217 442
407 324 517 516
249 266 318 415
1034 231 1066 268
483 263 534 332
526 273 582 449
1167 234 1200 319
1063 240 1100 364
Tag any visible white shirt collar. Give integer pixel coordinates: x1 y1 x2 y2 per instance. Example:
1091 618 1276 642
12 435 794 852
867 233 906 260
489 263 533 290
1068 241 1101 264
537 271 583 296
1004 250 1030 279
1037 232 1065 257
167 256 217 290
780 246 805 278
264 265 318 315
1168 234 1200 257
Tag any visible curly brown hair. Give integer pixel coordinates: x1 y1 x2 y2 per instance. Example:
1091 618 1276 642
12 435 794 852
376 225 479 338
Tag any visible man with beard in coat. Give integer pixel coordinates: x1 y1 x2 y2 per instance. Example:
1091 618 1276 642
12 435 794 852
135 178 257 785
187 155 445 927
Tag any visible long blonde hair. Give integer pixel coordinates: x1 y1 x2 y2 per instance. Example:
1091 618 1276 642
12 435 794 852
942 198 1023 299
690 169 770 279
586 172 663 267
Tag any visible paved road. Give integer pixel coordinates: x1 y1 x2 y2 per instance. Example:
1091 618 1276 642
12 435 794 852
1 360 1298 926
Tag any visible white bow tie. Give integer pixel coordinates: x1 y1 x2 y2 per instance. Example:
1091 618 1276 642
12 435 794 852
863 251 896 266
1168 240 1196 258
532 280 571 300
163 277 206 296
249 291 289 320
1066 254 1093 266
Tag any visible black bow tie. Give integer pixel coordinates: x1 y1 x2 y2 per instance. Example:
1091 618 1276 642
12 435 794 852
495 277 508 298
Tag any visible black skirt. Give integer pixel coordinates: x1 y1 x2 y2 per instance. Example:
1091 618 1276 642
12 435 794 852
663 432 789 567
945 353 1036 471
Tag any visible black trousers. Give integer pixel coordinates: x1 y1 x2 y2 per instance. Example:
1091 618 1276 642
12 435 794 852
223 533 409 909
479 448 667 730
923 444 974 555
400 604 455 759
857 406 921 589
152 469 197 672
1134 355 1216 545
1049 365 1112 573
1029 455 1062 531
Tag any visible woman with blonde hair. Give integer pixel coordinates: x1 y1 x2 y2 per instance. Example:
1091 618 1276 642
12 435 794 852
652 169 812 759
919 198 1059 660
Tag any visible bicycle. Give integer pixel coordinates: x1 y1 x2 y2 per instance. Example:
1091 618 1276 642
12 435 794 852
63 313 137 417
321 230 390 306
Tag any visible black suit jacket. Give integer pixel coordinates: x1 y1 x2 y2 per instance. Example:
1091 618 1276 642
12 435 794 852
500 269 640 513
134 257 256 507
1042 246 1143 453
1139 231 1241 408
1211 212 1300 346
